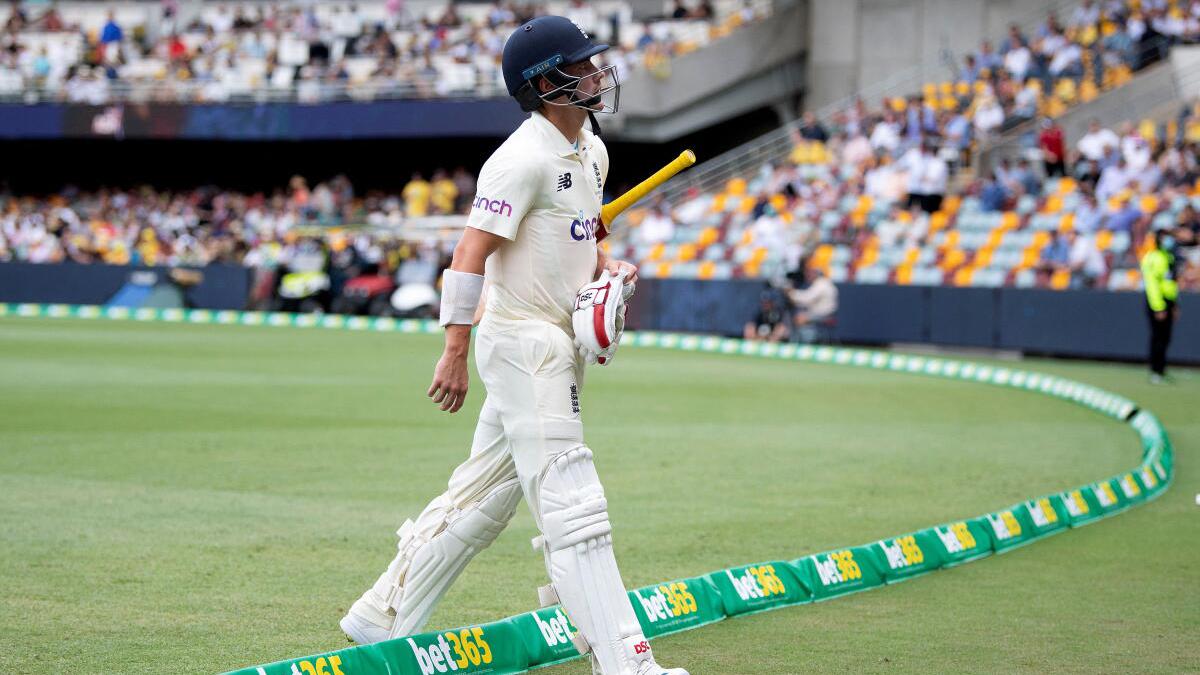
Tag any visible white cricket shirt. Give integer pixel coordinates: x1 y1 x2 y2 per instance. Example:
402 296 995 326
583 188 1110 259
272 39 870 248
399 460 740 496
466 110 609 333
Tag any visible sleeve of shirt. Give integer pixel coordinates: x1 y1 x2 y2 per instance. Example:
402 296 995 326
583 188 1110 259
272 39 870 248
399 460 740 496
464 151 541 241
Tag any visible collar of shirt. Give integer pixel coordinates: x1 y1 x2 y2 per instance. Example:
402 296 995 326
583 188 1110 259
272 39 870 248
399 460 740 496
530 110 590 158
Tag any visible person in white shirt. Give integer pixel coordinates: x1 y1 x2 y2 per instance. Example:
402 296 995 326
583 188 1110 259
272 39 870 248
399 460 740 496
869 112 901 152
1119 122 1152 172
637 203 676 245
1096 157 1130 203
1077 119 1120 162
1066 230 1107 287
1070 0 1101 27
973 92 1005 141
788 266 838 339
1004 42 1033 80
1048 42 1083 78
340 16 688 675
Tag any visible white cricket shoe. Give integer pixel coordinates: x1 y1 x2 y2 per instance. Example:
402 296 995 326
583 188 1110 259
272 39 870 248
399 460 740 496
635 662 689 675
339 591 393 645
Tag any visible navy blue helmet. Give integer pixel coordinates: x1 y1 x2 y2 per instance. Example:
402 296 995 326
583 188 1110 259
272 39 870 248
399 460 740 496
501 16 620 115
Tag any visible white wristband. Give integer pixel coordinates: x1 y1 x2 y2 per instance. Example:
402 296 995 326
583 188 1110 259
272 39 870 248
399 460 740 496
439 269 485 326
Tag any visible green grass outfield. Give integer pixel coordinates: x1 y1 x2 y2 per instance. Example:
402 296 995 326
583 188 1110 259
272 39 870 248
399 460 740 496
0 317 1196 674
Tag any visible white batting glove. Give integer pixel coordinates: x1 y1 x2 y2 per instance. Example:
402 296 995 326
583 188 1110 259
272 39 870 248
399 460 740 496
572 270 630 366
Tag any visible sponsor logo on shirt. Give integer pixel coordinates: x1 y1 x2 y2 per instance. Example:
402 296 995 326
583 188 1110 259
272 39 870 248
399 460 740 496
570 210 601 241
472 195 512 217
556 172 573 191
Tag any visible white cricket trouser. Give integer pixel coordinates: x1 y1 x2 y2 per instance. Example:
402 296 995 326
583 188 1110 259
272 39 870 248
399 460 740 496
418 315 586 527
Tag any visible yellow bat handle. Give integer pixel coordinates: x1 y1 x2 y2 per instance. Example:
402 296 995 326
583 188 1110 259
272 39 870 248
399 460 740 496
601 149 696 226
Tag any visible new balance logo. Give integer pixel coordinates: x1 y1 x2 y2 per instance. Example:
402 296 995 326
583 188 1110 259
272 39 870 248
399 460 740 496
557 172 573 191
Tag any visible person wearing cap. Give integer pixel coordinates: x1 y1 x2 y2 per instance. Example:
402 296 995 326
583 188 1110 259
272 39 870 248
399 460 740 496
341 16 688 675
1141 229 1180 383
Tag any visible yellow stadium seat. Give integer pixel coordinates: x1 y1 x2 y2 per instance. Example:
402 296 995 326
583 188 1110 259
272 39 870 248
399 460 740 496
954 267 975 286
769 194 787 211
697 227 719 247
1044 195 1064 214
1058 213 1075 232
941 249 966 270
648 242 665 262
678 243 697 262
656 262 673 278
941 230 961 250
711 194 727 212
750 247 768 264
1096 230 1114 250
930 211 949 231
942 194 962 213
1140 194 1159 213
1050 269 1071 289
895 264 913 285
1017 247 1040 270
857 247 879 269
740 229 754 246
974 247 994 267
738 196 757 214
922 83 937 98
1139 119 1157 144
1054 78 1077 102
985 228 1005 249
811 244 834 268
726 178 747 195
1000 212 1019 230
698 260 716 280
1057 177 1077 194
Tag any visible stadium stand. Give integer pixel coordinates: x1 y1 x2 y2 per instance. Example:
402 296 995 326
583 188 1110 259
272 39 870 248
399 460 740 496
0 0 772 103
